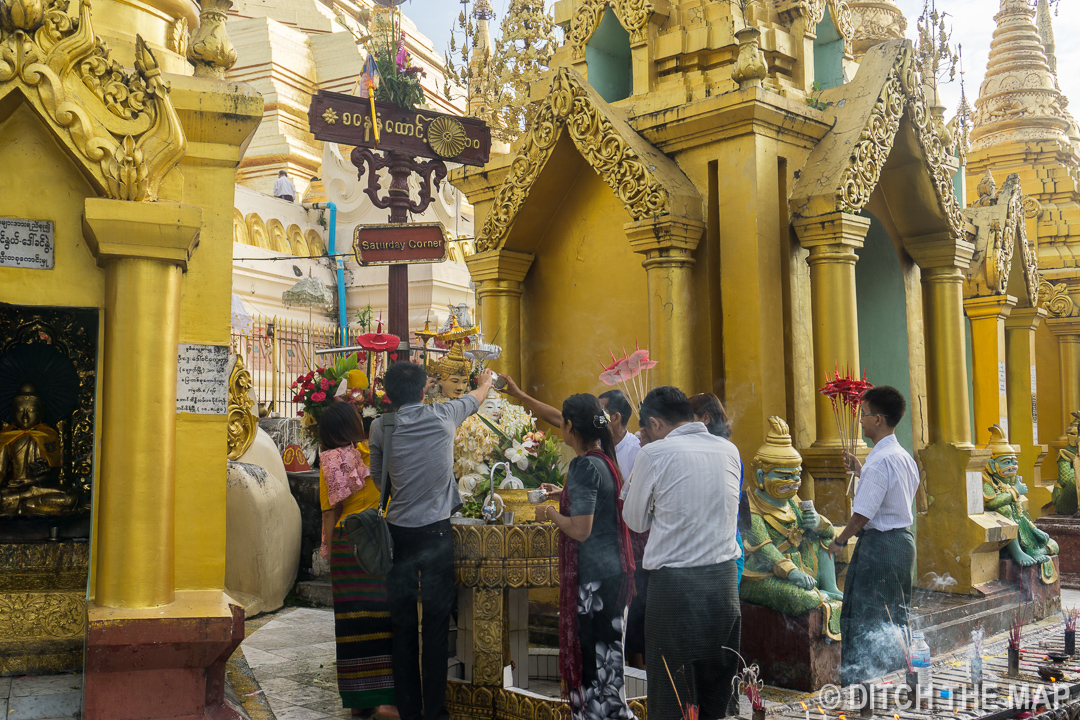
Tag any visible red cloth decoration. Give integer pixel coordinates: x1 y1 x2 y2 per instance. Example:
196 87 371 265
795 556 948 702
557 449 636 699
356 332 401 352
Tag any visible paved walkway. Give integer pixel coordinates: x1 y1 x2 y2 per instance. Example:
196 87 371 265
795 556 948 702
0 674 81 720
240 607 354 720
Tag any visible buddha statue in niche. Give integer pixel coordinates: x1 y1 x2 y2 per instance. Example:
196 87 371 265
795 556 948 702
983 424 1058 583
0 383 78 517
740 416 843 640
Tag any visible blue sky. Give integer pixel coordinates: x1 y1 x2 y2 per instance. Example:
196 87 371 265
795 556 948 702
405 0 1080 122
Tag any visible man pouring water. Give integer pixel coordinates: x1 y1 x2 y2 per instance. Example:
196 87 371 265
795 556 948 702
827 386 921 687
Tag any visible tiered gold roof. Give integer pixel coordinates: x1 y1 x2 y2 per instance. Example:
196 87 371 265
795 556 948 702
848 0 907 59
969 0 1072 152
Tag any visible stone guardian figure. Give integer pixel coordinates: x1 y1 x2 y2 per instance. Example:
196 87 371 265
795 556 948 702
741 416 843 640
1052 411 1080 516
983 424 1058 583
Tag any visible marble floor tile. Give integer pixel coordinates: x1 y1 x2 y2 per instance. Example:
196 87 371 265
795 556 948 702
0 677 10 699
8 690 81 720
267 704 332 720
10 675 81 697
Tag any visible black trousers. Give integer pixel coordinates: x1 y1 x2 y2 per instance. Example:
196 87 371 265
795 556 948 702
387 520 454 720
646 560 741 720
840 527 915 687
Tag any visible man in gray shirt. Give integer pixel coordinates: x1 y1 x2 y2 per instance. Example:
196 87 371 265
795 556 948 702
370 361 493 720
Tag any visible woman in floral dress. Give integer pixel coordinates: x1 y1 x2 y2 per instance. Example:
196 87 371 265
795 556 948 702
535 394 636 720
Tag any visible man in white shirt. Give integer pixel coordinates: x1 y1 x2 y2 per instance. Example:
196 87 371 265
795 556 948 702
273 169 296 202
827 386 920 687
622 386 743 718
599 389 640 479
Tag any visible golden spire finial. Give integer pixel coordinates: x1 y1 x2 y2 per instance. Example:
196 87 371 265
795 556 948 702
849 0 908 60
187 0 238 79
969 0 1070 152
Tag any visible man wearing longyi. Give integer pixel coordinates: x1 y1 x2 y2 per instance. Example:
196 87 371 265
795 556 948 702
827 386 920 687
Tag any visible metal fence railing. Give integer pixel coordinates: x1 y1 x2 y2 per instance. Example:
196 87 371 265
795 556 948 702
232 314 349 418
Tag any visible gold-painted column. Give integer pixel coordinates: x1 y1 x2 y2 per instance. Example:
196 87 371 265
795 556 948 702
1047 318 1080 438
1006 307 1049 517
625 216 705 392
906 231 975 445
792 213 869 521
83 198 202 608
963 295 1016 446
793 213 869 443
465 249 534 382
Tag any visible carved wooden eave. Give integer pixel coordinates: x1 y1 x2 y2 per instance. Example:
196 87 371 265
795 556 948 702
962 173 1041 307
0 0 186 201
473 67 703 253
565 0 669 59
788 40 964 242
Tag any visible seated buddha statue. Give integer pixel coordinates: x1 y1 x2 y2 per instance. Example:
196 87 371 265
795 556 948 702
740 416 843 640
983 424 1058 582
0 383 78 517
1053 411 1080 516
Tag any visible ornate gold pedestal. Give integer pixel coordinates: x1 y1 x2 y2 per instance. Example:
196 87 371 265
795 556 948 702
0 542 88 675
449 522 649 719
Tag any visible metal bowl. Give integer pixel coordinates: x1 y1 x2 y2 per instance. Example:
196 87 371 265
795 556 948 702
1048 652 1070 664
1038 664 1067 682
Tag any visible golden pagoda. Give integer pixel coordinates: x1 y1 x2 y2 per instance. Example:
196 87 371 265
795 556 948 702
966 0 1080 521
449 0 1039 595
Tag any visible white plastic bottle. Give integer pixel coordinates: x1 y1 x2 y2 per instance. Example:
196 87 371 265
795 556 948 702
911 632 933 694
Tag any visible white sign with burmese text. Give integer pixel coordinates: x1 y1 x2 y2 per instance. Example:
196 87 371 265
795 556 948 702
176 344 229 414
0 218 54 269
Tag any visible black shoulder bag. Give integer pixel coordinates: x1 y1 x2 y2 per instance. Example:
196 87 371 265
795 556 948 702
342 412 396 575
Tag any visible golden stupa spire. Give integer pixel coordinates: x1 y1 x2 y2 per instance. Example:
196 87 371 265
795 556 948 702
969 0 1071 152
848 0 908 60
1035 0 1056 76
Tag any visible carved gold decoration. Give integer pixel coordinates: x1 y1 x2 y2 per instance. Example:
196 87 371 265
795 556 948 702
965 173 1040 304
1022 195 1043 219
567 0 654 59
0 592 83 639
1038 280 1077 318
0 309 96 508
187 0 237 79
0 0 185 201
427 116 468 158
453 522 558 588
473 588 503 686
322 108 338 125
168 16 188 56
732 27 768 89
233 208 249 245
305 229 326 256
835 42 964 238
974 168 997 207
475 68 671 252
226 354 258 460
445 682 497 719
849 0 907 57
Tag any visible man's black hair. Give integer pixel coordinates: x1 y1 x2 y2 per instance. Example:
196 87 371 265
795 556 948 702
383 361 427 406
598 389 634 428
639 385 694 428
862 385 906 428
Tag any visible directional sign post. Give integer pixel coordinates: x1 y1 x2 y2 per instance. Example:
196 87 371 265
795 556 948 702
308 91 491 345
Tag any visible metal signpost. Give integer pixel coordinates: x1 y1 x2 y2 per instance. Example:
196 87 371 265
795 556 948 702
308 92 492 343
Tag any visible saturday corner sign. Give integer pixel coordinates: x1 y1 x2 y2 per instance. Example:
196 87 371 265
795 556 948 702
308 90 492 167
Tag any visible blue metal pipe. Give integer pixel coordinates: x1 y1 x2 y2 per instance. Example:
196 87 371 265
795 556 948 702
309 202 346 345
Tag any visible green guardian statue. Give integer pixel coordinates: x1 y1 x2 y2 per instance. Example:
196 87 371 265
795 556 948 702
983 424 1058 584
741 416 843 640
